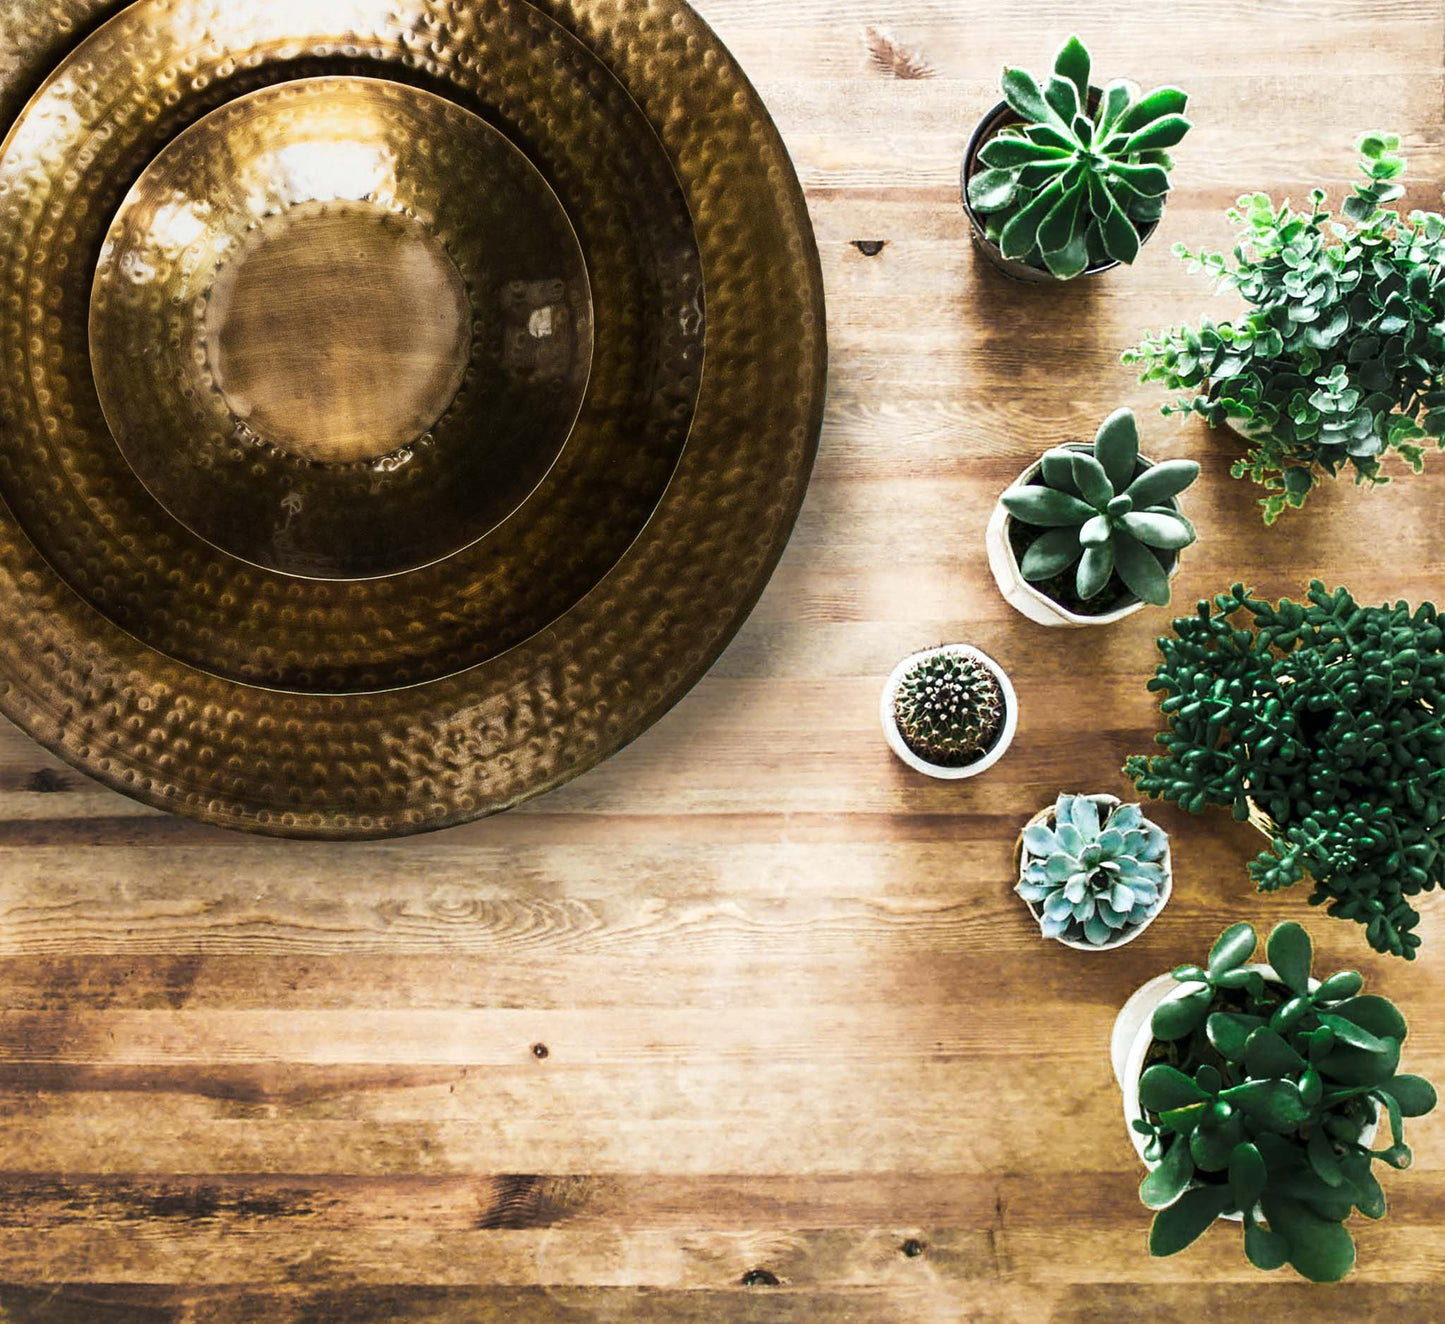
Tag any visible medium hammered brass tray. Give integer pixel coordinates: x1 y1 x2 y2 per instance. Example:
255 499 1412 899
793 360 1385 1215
0 0 826 837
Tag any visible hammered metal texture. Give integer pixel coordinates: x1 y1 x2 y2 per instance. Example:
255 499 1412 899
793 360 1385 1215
0 0 827 838
92 76 594 581
0 0 705 692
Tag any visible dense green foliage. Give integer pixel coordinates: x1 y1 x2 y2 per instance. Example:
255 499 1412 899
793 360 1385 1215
1133 921 1436 1281
1125 583 1445 958
893 651 1005 767
966 35 1191 278
1017 794 1168 944
1001 408 1199 608
1126 134 1445 521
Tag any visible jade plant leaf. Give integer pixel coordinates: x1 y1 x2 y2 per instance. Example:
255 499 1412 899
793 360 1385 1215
1152 987 1211 1041
1265 922 1313 995
1258 1193 1357 1283
1228 1142 1266 1211
1209 922 1257 974
1379 1075 1439 1117
1140 1136 1194 1209
1150 1186 1232 1257
1139 1065 1210 1112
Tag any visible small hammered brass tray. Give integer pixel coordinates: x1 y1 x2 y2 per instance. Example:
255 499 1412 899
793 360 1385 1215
0 0 826 837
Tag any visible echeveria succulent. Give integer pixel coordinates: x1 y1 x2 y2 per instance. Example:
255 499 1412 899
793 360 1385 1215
893 651 1004 768
967 35 1192 278
1001 408 1200 607
1018 794 1168 944
1133 920 1436 1282
1126 134 1445 521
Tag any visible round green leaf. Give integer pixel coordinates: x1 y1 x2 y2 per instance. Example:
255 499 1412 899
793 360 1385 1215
1119 510 1195 550
1113 531 1171 606
1140 1136 1194 1210
1139 1064 1211 1112
1380 1074 1438 1118
1123 459 1199 507
1258 1194 1357 1283
1244 1217 1290 1271
1209 922 1257 974
1152 986 1211 1041
1075 543 1115 601
1001 486 1095 527
1264 922 1313 996
1229 1142 1266 1211
1149 1186 1232 1258
968 166 1019 212
1020 526 1082 581
1092 408 1139 491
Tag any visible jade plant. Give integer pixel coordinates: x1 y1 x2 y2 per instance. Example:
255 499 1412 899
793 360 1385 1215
1126 583 1445 958
893 651 1005 767
1001 408 1200 608
1126 133 1445 521
1018 795 1169 945
967 35 1192 278
1133 920 1436 1281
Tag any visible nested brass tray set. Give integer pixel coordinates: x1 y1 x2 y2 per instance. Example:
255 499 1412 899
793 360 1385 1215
0 0 827 837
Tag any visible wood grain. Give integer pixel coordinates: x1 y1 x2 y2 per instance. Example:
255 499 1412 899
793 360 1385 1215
3 0 1445 1318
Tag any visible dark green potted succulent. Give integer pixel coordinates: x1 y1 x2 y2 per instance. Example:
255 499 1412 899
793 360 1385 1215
986 407 1200 625
961 35 1192 282
1112 920 1436 1282
1126 582 1445 959
1126 133 1445 521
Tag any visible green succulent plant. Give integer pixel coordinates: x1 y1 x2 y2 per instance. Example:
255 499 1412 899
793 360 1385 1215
1001 408 1200 608
966 35 1192 278
1126 583 1445 959
1132 920 1436 1282
1125 133 1445 521
893 650 1005 767
1018 794 1169 945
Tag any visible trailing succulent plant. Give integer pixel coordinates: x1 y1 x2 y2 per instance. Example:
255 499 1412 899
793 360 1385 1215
1017 795 1168 945
1133 920 1436 1282
1002 408 1200 608
967 35 1192 278
1126 583 1445 959
893 651 1005 768
1125 134 1445 522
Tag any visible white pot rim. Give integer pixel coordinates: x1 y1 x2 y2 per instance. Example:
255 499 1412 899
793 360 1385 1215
1113 964 1379 1222
880 645 1018 780
1016 793 1172 952
986 445 1182 628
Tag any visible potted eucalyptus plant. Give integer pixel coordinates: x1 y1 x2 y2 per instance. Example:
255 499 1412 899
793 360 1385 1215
1015 793 1171 950
880 645 1018 779
1112 920 1436 1281
961 35 1192 282
1126 582 1445 960
986 407 1200 626
1126 133 1445 521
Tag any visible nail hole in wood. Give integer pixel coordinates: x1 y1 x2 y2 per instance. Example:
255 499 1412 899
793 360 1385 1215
901 1238 926 1258
740 1269 780 1287
531 1042 549 1060
852 240 887 257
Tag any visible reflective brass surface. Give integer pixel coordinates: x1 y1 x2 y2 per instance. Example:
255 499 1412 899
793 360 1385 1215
92 76 593 579
0 0 826 838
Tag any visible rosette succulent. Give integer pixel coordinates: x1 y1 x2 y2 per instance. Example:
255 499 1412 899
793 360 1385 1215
1126 134 1445 521
1001 408 1200 608
1132 920 1436 1282
1018 794 1169 945
893 650 1005 768
967 35 1192 278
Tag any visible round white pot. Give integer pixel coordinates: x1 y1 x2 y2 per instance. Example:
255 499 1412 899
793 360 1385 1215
880 645 1018 780
985 447 1182 628
1111 965 1379 1223
1015 793 1172 952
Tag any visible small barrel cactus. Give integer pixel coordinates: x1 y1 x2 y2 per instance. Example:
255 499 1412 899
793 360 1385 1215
893 651 1005 767
1018 794 1169 944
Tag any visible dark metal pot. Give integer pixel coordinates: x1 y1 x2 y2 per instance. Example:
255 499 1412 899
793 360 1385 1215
960 97 1161 285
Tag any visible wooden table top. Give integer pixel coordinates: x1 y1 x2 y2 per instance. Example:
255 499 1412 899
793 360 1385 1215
2 1 1444 1318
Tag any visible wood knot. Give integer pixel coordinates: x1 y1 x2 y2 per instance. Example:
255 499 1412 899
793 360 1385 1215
852 240 887 257
901 1238 926 1258
740 1269 780 1287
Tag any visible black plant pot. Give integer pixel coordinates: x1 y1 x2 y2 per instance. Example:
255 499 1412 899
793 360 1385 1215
960 97 1161 285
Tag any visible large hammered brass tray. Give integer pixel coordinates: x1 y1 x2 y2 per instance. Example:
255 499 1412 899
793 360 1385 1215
0 0 826 838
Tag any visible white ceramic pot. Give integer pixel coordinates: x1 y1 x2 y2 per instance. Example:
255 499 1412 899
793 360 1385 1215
1015 793 1172 952
1111 965 1378 1222
880 644 1018 780
985 447 1182 628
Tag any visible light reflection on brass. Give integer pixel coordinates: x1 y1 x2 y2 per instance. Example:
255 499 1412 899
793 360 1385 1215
0 0 826 838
